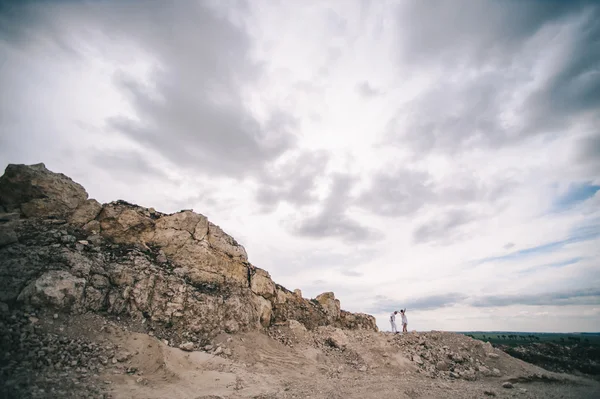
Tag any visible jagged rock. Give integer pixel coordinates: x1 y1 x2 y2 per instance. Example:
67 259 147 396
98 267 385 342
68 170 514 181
315 292 341 320
502 382 513 389
69 199 102 227
17 270 85 310
207 222 247 260
324 327 349 350
251 268 276 299
293 289 302 297
412 355 424 365
0 163 88 217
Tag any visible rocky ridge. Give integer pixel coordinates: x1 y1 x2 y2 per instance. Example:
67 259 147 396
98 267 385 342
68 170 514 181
0 163 377 343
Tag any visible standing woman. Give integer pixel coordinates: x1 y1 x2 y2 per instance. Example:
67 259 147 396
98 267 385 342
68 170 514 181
401 309 408 333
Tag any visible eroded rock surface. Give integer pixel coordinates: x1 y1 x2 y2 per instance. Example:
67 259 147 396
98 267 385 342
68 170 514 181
0 163 377 346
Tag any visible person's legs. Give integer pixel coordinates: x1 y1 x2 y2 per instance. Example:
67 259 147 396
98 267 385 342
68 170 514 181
391 321 397 333
403 323 408 332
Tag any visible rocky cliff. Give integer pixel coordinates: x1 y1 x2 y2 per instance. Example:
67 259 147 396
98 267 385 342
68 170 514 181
0 163 377 348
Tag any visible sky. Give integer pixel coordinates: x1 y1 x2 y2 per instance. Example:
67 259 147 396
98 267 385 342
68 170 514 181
0 0 599 333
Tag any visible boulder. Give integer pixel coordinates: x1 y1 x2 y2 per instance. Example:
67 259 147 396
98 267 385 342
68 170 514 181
288 319 307 334
315 292 341 320
293 289 302 297
325 327 349 350
17 270 85 310
251 268 276 299
69 199 102 227
0 163 88 217
179 342 195 352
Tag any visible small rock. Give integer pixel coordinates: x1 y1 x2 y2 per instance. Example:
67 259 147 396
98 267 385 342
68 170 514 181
223 348 232 356
519 388 527 393
111 358 117 364
77 240 89 245
358 365 367 372
487 352 500 359
492 368 501 376
204 345 214 351
179 342 195 352
53 313 59 319
502 382 513 389
116 352 132 362
412 355 423 365
213 346 223 355
61 235 76 244
483 390 496 397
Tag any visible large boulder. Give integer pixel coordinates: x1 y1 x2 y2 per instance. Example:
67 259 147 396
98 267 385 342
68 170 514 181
69 199 102 227
251 268 276 299
0 163 88 217
17 270 86 310
315 292 341 320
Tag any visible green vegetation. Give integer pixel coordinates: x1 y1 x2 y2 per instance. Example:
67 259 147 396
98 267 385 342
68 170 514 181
457 332 600 347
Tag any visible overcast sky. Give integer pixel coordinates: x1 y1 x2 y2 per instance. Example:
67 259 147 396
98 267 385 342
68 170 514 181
1 0 599 332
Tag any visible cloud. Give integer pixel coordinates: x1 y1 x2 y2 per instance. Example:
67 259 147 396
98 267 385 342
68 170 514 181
470 287 600 308
389 1 600 155
255 150 330 212
412 208 478 244
356 81 382 98
370 293 468 312
503 242 516 250
91 149 170 183
358 167 433 217
292 173 375 242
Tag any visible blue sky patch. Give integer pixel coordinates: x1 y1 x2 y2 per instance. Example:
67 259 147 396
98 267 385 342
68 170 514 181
552 182 600 212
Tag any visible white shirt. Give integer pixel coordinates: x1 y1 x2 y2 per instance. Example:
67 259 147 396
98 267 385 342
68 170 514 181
401 314 407 324
390 312 396 322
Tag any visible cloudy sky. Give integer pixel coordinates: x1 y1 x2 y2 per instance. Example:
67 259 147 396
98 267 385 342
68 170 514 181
1 0 599 332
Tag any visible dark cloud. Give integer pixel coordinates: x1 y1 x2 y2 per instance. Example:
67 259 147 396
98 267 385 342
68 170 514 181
389 1 600 156
370 293 467 312
396 0 595 66
470 287 600 307
412 208 477 244
356 81 382 98
2 0 298 178
292 174 376 242
256 150 329 212
91 149 169 183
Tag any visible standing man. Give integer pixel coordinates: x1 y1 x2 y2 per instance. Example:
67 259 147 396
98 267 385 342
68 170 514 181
390 311 399 333
400 308 408 333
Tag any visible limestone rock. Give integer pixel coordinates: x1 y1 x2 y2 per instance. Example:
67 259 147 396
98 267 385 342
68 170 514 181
412 355 424 365
487 352 500 359
254 295 273 327
315 292 341 320
288 319 307 333
293 289 302 297
179 342 195 351
69 199 102 227
17 270 85 310
0 163 88 217
251 268 276 299
207 222 247 260
325 327 349 350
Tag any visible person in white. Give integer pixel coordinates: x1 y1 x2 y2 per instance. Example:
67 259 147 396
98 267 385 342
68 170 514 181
400 308 408 332
390 311 399 333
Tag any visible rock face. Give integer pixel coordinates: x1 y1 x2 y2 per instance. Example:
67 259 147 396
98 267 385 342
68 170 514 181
0 163 378 344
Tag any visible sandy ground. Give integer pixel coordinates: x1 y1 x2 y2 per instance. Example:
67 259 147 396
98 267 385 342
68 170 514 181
83 322 600 399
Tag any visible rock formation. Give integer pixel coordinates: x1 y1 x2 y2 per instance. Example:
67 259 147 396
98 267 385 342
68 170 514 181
0 163 377 348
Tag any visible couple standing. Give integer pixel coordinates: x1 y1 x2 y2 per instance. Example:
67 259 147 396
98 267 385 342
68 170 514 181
390 309 407 333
